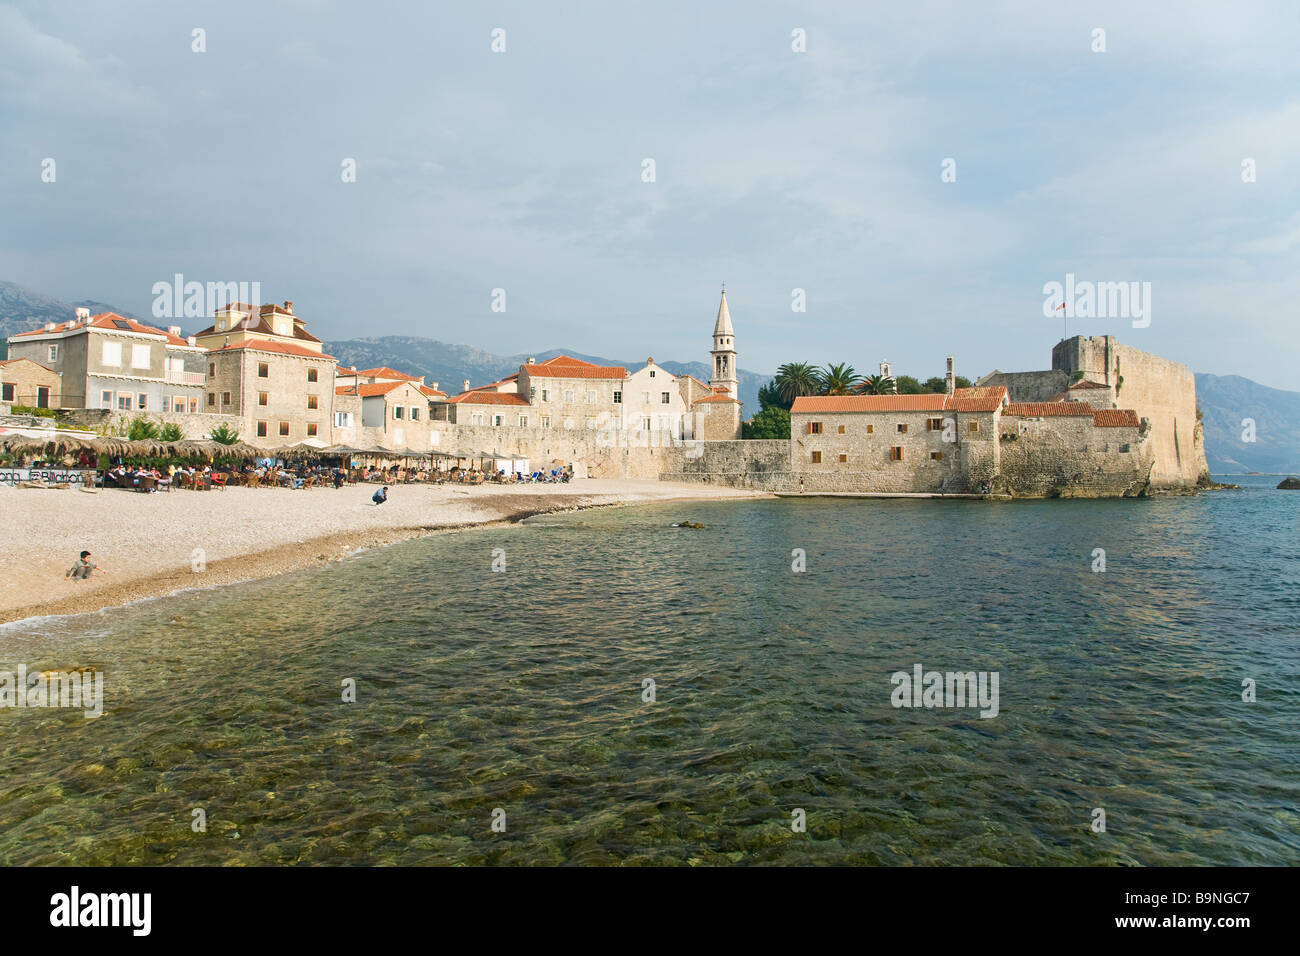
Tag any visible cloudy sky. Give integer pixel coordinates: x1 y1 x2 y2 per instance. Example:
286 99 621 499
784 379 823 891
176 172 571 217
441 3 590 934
1 1 1297 388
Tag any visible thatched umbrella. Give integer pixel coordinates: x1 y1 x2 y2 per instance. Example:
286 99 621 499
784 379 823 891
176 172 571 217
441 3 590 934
1 433 98 457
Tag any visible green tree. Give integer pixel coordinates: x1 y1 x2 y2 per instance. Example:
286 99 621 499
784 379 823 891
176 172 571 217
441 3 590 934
894 375 925 394
857 373 897 395
743 406 791 440
772 362 821 407
920 375 972 393
757 380 790 411
127 416 160 441
209 423 240 445
819 363 861 396
159 422 184 442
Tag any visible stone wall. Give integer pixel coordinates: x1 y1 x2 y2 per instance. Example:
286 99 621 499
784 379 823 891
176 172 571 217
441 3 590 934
975 369 1070 402
659 439 793 490
998 415 1153 497
430 422 680 479
58 407 246 440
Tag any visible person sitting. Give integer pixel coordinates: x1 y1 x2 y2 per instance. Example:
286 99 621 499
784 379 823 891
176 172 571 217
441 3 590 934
372 486 388 505
66 550 107 580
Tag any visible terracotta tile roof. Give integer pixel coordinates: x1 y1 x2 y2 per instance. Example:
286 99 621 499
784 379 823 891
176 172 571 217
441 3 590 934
10 312 194 347
338 381 411 398
418 385 447 399
1003 402 1095 417
193 305 322 344
1093 409 1141 427
695 394 740 404
446 391 532 406
358 366 420 381
0 358 55 371
1069 379 1111 389
793 387 1007 414
538 355 597 368
208 339 335 360
524 363 626 379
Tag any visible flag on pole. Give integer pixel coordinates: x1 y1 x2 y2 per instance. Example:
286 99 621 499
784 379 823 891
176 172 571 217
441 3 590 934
1055 302 1066 312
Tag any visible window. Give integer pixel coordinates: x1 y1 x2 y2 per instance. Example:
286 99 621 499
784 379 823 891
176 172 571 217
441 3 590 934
968 421 980 433
586 390 597 403
493 415 503 426
222 392 231 406
48 344 58 362
838 425 845 434
189 398 198 413
640 417 651 430
209 363 215 377
649 370 656 378
307 423 318 437
334 412 354 428
175 396 187 413
258 363 269 377
927 418 943 431
564 418 575 430
257 421 268 437
529 386 536 401
838 454 847 463
117 393 132 410
642 392 650 404
258 392 269 406
307 395 318 410
809 421 823 434
279 422 290 436
1 384 14 402
661 392 670 404
540 415 550 428
891 446 904 461
101 390 113 409
102 342 122 366
930 452 943 461
307 368 318 383
394 406 404 419
207 393 215 407
866 424 874 434
132 344 150 369
411 407 420 420
541 388 550 402
811 451 822 463
897 423 908 433
470 413 485 426
162 397 171 413
518 415 528 427
564 390 575 403
613 391 622 404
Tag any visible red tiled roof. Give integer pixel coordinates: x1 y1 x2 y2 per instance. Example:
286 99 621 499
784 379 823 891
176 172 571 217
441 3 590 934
1003 402 1095 417
418 385 447 399
338 381 409 398
524 360 626 379
1069 379 1111 389
208 339 334 360
10 312 194 347
695 394 740 404
446 391 532 406
358 366 420 381
0 358 55 371
193 305 321 344
1093 409 1141 427
793 386 1007 414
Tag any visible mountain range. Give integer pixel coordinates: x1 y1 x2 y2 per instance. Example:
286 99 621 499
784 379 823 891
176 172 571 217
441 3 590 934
2 281 1296 473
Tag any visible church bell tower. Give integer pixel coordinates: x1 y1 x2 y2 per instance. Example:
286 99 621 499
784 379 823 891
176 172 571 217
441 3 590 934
710 288 738 398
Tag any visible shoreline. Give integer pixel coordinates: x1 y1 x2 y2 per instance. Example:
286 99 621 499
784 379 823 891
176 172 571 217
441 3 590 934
0 482 769 627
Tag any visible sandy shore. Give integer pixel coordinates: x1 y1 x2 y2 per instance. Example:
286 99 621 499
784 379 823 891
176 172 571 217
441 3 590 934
0 479 767 624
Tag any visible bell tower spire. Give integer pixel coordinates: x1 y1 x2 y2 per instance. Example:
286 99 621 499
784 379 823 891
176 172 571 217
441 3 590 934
710 287 738 398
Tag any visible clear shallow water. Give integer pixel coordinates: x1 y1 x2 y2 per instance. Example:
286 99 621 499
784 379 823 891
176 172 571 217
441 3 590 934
1 477 1296 866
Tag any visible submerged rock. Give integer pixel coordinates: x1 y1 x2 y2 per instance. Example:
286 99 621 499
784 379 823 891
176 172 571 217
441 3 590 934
672 521 706 529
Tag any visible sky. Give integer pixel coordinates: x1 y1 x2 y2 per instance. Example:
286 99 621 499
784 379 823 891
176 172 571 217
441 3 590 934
1 0 1297 389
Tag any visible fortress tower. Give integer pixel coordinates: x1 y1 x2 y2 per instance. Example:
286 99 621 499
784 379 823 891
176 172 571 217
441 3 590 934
710 288 739 398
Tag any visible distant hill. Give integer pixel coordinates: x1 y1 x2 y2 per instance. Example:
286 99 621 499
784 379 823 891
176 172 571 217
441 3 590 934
0 281 136 359
1195 373 1300 475
325 335 767 418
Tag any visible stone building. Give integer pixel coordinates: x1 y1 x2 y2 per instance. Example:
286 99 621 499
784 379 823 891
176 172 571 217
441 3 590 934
194 301 337 447
333 379 440 450
0 358 62 409
6 309 205 413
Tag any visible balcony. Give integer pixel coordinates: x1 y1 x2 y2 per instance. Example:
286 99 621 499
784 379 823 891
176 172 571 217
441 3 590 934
164 369 205 386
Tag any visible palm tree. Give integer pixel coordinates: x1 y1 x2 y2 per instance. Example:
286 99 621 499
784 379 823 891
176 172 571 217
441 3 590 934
819 363 862 396
857 373 897 395
773 362 822 406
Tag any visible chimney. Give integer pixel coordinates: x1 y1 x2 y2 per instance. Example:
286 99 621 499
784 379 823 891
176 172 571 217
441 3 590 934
431 381 438 391
945 356 955 396
284 300 293 313
527 356 535 365
187 335 197 347
44 322 56 332
168 325 182 337
75 307 90 322
463 379 470 392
